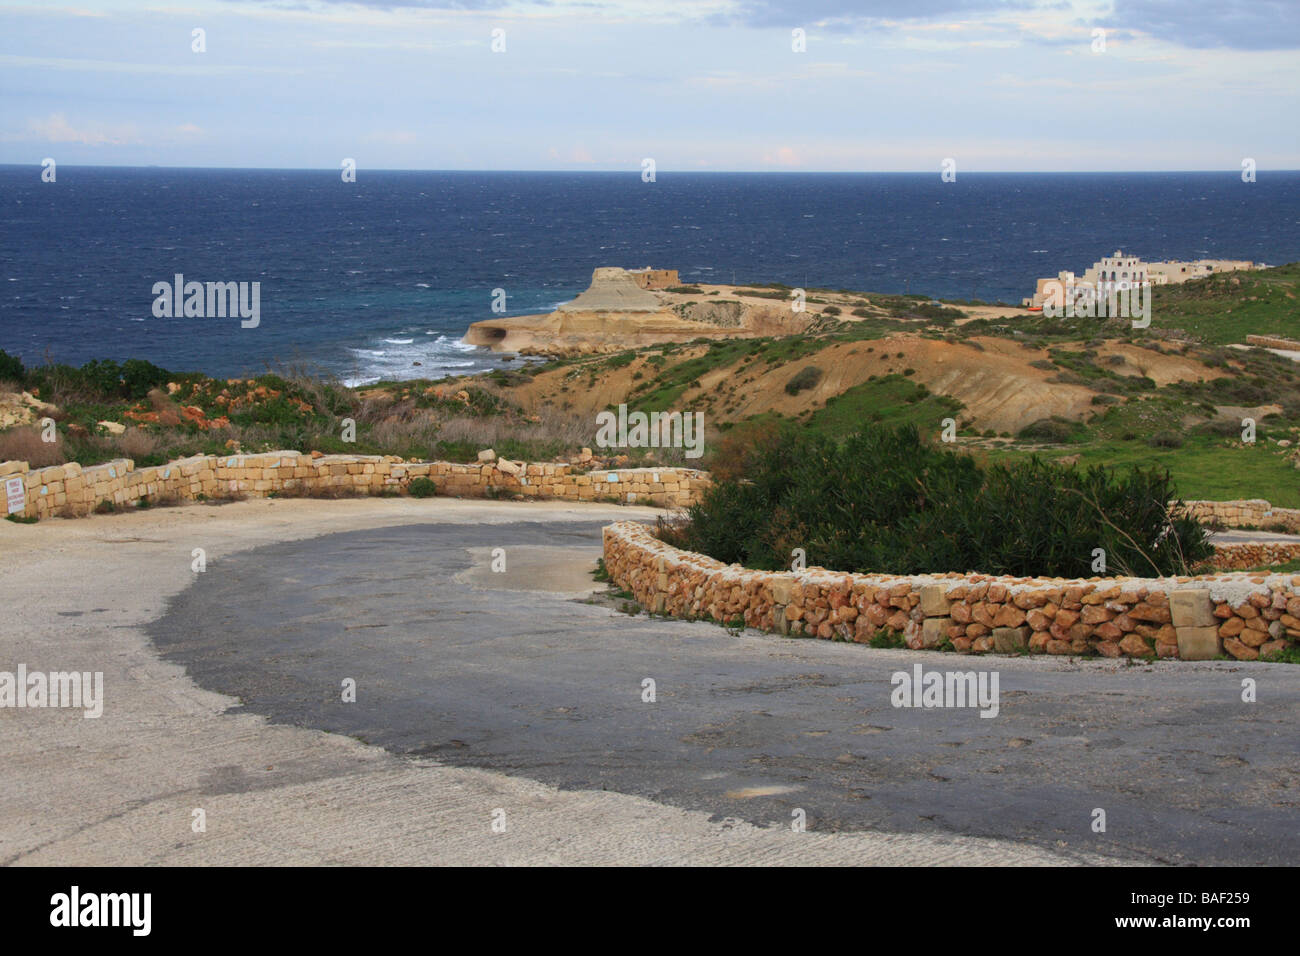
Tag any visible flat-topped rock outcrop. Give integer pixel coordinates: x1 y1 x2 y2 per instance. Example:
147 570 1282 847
463 267 815 356
557 268 663 312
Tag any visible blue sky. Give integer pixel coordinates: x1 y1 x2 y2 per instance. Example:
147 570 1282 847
2 0 1297 171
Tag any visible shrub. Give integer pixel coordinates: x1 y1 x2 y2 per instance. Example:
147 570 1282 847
785 366 823 395
1147 431 1184 449
408 477 437 498
1196 419 1244 438
822 305 841 316
671 422 1211 578
1018 418 1079 443
0 350 25 384
116 426 162 463
0 426 64 467
120 359 171 399
26 357 173 402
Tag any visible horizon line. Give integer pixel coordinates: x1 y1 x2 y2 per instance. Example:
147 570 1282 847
3 163 1298 176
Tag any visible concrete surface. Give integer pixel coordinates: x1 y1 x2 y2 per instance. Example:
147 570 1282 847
1212 529 1300 544
149 517 1300 866
2 498 1128 866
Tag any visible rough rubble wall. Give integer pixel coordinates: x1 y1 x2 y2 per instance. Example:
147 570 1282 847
603 521 1300 662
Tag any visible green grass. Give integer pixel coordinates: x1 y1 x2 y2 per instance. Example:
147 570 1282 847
1260 644 1300 664
804 374 964 440
1247 559 1300 574
868 628 905 649
1146 262 1300 345
629 339 768 411
979 436 1300 507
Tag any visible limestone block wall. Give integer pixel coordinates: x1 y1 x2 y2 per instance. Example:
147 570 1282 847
0 453 711 520
1245 334 1300 351
1181 499 1300 533
602 521 1300 662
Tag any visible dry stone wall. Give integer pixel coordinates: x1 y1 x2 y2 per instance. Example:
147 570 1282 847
1245 334 1300 351
1211 541 1300 571
1181 499 1300 533
0 453 711 520
603 521 1300 662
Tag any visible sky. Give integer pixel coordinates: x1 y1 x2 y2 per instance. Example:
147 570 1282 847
1 0 1298 172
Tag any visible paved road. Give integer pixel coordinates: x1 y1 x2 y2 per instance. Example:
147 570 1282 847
7 498 1113 866
147 517 1300 866
1213 530 1300 544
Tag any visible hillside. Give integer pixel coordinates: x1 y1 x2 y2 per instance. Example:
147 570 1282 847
2 263 1298 509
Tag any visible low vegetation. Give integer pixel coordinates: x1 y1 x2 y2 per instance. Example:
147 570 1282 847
0 351 598 468
663 422 1213 578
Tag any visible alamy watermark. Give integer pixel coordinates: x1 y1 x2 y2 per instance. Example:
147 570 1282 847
50 886 150 935
151 274 260 328
890 663 999 718
1042 278 1150 328
1 665 103 718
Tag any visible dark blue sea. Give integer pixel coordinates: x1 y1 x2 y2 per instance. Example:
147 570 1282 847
2 167 1298 384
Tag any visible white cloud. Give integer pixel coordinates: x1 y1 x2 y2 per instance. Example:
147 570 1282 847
9 113 138 146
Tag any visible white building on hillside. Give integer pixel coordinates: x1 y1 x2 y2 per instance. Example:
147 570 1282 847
1024 251 1262 308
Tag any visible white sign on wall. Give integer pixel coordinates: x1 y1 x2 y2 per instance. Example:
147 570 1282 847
5 476 25 514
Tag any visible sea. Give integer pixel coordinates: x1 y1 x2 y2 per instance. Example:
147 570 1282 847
2 167 1298 386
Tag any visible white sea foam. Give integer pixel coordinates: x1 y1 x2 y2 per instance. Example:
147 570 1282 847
340 331 501 385
433 334 478 352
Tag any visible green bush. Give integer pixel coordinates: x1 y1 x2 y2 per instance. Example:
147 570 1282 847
408 477 437 498
671 422 1211 578
1018 417 1081 443
785 366 823 395
0 349 25 384
120 359 171 399
25 357 173 401
1196 419 1244 438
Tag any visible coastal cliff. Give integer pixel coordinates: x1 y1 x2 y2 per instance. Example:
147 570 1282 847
464 268 816 356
